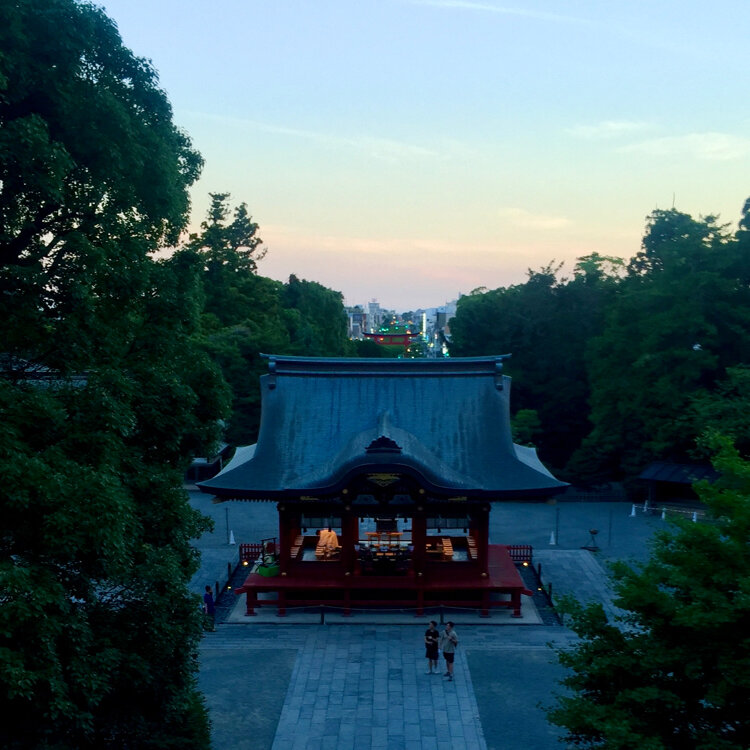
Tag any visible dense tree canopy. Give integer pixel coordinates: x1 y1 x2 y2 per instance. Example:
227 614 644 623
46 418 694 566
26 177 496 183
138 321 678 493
572 209 750 479
0 2 227 747
450 257 620 474
186 191 266 325
0 0 202 371
450 205 750 482
187 193 353 443
689 366 750 459
549 436 750 749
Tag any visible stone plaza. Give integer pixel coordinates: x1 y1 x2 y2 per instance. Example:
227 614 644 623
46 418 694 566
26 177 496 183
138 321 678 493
190 490 663 750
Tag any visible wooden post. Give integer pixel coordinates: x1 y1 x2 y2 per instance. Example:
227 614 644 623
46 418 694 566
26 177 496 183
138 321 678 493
511 590 522 617
245 590 257 616
481 589 490 618
277 503 290 571
476 506 490 576
341 506 358 572
412 504 427 573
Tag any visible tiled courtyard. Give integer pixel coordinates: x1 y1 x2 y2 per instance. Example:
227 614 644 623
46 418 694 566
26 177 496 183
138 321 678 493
191 491 662 749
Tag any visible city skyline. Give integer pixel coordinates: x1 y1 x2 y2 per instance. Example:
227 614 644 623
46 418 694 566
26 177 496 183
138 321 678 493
102 0 750 310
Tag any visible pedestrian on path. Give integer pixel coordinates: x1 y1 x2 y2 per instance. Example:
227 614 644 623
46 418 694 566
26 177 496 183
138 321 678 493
424 620 439 673
440 621 458 681
203 585 216 631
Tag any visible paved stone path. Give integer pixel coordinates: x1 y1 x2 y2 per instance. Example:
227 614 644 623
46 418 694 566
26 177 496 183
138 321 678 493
272 626 484 750
535 549 626 622
190 491 661 749
200 623 578 750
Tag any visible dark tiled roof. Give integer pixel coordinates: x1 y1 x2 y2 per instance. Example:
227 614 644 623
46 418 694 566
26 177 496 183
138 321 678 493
199 355 567 499
638 461 719 485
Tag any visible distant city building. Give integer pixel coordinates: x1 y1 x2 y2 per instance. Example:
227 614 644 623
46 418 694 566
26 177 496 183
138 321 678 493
346 305 367 339
366 299 385 332
418 301 457 357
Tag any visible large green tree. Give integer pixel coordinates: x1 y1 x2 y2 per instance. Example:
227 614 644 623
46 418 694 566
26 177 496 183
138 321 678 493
188 194 353 443
449 257 621 473
689 366 750 458
282 274 351 357
549 436 750 749
186 192 267 326
0 2 227 747
572 208 750 480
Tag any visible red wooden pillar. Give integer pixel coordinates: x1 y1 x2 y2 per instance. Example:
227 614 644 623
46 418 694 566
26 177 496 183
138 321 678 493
511 590 522 617
277 590 287 617
411 503 427 574
341 503 359 573
475 505 490 576
277 503 290 571
480 589 490 618
245 589 257 616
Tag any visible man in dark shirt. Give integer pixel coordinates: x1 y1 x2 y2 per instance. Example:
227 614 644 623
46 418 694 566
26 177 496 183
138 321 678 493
424 620 439 673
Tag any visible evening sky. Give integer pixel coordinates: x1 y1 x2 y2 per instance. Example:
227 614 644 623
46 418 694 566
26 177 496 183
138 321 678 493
101 0 750 310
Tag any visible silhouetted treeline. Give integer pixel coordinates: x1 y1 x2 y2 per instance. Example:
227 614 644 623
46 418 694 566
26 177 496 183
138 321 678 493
450 202 750 483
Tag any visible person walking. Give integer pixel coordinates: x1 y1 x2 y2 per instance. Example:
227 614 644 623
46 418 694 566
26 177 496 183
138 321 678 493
440 621 458 681
203 585 216 631
424 620 439 674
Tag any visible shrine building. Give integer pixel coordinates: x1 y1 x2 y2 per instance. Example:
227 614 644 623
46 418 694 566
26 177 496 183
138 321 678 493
198 355 567 617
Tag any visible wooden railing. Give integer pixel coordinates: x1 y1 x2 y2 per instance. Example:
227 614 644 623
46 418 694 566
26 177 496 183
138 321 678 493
507 544 533 564
240 541 533 565
239 543 263 563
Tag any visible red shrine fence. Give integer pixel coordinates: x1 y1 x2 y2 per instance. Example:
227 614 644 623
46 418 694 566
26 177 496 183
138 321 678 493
240 542 533 566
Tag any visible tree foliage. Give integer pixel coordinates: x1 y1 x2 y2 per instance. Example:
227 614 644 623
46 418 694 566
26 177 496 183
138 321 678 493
0 2 228 746
350 338 400 358
689 366 750 458
0 0 202 373
450 259 619 473
549 436 750 749
186 192 266 323
511 409 542 446
450 205 750 482
187 194 353 443
572 209 750 479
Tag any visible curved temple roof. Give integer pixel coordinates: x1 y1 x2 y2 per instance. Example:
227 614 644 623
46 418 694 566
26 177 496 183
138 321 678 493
199 355 567 500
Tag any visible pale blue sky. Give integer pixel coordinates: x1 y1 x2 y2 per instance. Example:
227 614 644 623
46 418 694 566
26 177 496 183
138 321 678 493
102 0 750 310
